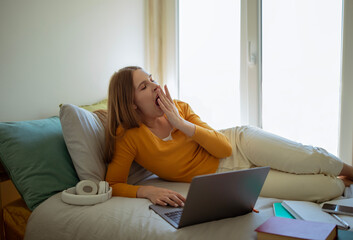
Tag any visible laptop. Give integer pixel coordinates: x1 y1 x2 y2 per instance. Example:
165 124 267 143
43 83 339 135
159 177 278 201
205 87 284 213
149 166 270 228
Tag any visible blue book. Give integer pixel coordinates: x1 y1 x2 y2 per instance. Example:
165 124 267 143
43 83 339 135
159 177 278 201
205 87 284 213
273 202 295 219
338 229 353 239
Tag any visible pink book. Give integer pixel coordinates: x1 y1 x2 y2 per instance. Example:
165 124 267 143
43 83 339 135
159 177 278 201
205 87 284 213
255 216 337 240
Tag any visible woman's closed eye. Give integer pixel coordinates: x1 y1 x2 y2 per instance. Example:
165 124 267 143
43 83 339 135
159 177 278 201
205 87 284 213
140 80 157 90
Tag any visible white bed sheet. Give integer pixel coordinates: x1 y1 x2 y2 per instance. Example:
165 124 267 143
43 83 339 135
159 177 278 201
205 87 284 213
24 176 353 240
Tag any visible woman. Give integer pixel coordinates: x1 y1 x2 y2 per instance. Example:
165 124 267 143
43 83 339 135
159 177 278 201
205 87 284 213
105 66 353 207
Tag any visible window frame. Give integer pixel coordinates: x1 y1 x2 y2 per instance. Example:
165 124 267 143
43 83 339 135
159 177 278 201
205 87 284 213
339 0 353 165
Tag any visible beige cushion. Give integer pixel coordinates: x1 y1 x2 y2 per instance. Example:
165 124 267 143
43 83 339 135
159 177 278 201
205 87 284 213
59 104 153 184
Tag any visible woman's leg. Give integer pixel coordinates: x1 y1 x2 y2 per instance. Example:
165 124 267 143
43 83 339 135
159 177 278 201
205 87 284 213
261 169 345 202
235 125 344 176
218 126 346 201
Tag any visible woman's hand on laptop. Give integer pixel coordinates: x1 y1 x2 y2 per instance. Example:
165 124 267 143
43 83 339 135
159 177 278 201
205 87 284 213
137 186 185 207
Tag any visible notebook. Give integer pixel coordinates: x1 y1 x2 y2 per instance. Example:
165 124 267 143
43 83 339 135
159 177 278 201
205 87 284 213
281 200 350 230
149 166 270 228
273 202 294 219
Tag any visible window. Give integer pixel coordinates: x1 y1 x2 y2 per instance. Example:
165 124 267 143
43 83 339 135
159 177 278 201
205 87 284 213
262 0 342 155
179 0 241 130
178 0 345 157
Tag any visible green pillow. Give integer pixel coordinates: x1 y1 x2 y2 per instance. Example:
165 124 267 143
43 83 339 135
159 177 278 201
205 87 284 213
59 98 107 113
80 98 107 112
0 117 79 211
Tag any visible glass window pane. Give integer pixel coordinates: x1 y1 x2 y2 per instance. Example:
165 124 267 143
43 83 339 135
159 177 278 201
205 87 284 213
262 0 342 155
179 0 241 130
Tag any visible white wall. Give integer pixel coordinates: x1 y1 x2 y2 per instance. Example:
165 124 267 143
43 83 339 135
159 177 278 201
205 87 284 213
0 0 146 121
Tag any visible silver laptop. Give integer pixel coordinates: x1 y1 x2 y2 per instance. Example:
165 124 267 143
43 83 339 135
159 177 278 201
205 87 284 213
149 166 270 228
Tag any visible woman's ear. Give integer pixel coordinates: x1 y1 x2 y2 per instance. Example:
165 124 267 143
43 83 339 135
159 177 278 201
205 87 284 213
132 104 137 110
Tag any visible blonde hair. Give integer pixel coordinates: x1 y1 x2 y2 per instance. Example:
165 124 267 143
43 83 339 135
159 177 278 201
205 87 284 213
105 66 142 164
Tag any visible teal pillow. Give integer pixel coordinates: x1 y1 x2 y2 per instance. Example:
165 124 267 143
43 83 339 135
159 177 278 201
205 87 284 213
0 117 79 211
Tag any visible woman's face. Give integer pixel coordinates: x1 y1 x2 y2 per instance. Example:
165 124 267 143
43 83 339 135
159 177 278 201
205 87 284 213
132 69 163 120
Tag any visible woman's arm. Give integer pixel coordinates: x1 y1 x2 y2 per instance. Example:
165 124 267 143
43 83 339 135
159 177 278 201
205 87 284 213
105 127 185 206
157 85 232 158
107 161 185 207
188 117 232 158
105 133 140 197
157 85 195 137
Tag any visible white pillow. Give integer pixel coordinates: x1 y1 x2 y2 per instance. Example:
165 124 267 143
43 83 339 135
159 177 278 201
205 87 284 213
59 104 153 185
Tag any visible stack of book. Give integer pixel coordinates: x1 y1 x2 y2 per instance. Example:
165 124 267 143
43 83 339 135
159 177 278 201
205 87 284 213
255 200 353 240
255 216 337 240
280 200 349 230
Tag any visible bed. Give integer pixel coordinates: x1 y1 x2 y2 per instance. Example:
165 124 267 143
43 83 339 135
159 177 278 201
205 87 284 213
3 173 353 240
24 178 288 240
0 169 284 240
1 100 353 240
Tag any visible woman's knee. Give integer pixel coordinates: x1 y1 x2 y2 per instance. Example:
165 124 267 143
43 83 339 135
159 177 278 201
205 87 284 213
260 169 345 202
234 126 342 175
234 126 306 170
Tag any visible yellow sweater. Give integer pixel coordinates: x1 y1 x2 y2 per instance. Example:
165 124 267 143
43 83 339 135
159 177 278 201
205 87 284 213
105 100 233 198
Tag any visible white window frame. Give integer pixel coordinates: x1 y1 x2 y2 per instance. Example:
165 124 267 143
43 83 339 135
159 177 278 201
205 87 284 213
339 0 353 165
240 0 262 127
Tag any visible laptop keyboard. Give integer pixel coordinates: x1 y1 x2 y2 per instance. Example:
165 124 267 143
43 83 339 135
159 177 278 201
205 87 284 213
165 210 183 224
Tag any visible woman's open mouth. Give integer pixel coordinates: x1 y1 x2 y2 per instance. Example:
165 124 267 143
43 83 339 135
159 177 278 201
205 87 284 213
155 96 160 107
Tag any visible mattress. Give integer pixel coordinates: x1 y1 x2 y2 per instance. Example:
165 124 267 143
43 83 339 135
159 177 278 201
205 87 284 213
23 175 353 240
4 198 31 240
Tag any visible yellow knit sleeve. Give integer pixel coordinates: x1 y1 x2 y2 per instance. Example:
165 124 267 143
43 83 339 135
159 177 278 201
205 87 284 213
192 125 232 158
105 127 140 198
176 100 232 158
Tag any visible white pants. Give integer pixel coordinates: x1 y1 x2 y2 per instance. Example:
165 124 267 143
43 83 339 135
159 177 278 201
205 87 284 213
217 126 345 202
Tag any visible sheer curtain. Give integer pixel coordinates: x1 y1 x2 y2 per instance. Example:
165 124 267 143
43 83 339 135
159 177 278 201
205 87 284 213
145 0 178 98
146 0 164 85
